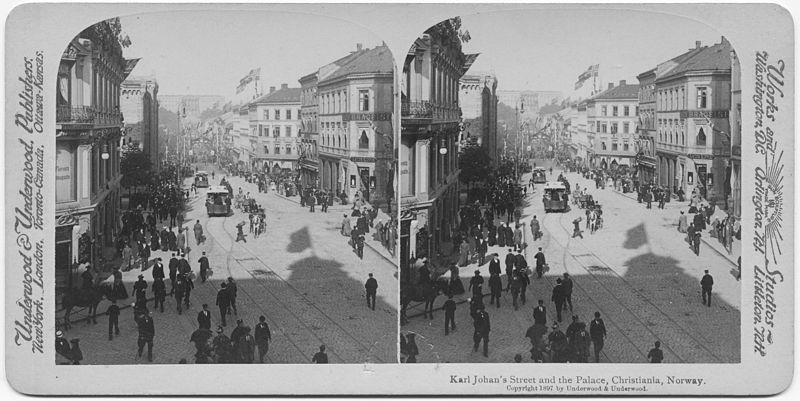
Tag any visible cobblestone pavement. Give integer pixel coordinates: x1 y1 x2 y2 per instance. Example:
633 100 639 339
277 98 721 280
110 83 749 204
59 166 397 364
402 159 740 364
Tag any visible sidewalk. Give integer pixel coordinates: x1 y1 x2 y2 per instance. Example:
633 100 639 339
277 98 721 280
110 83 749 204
611 187 740 267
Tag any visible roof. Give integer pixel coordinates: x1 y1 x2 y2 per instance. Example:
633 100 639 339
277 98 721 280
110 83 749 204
462 53 480 74
544 181 566 190
657 40 732 82
247 87 301 106
206 186 229 194
319 45 393 84
592 83 640 101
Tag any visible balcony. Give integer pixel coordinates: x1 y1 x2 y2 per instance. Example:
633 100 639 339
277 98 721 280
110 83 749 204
402 100 461 123
57 105 123 127
401 101 432 118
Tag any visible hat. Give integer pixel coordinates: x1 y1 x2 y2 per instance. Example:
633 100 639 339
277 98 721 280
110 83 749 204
56 330 63 338
138 274 144 279
474 270 480 274
556 278 562 284
552 323 559 329
217 326 224 334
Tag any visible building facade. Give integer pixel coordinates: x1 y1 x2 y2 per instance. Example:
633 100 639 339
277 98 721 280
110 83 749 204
298 71 319 187
653 38 732 205
55 21 135 294
400 29 470 271
459 73 499 163
317 44 394 207
636 69 658 184
240 84 302 173
120 77 160 170
586 81 639 169
729 48 741 217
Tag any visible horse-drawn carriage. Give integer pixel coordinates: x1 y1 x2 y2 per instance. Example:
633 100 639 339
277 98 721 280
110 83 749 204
575 193 595 209
242 198 263 214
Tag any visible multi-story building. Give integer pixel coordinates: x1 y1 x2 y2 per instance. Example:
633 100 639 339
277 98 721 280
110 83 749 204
55 20 136 294
585 81 639 169
298 71 319 187
159 94 225 116
240 84 302 173
652 38 732 205
120 76 160 170
636 69 658 184
400 28 472 270
729 48 741 217
459 73 498 162
317 44 394 207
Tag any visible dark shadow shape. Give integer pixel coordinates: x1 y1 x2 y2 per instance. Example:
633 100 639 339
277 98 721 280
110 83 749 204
623 223 648 250
286 226 312 253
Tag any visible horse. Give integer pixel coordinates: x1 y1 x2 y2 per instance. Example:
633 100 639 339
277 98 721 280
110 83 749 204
400 278 448 325
61 282 112 330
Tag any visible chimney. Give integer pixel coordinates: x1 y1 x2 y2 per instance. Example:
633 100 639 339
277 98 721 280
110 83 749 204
281 83 288 90
619 80 626 86
269 86 276 94
608 83 614 90
357 43 363 51
695 40 701 49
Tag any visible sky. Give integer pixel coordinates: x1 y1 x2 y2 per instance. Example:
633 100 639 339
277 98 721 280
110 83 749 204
460 8 726 98
118 11 385 100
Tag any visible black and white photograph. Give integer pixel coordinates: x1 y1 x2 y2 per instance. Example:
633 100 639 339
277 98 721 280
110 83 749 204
51 11 397 365
400 11 744 364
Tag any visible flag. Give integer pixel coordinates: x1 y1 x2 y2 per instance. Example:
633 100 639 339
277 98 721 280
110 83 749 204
574 64 599 90
235 68 261 94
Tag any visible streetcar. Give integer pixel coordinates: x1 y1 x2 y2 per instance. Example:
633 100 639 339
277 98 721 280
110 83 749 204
205 186 232 216
532 167 547 184
543 181 570 212
194 171 209 188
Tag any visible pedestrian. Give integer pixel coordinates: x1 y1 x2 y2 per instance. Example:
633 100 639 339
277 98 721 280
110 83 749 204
133 274 148 306
168 253 178 295
356 230 365 259
513 224 523 252
236 327 255 364
530 216 541 241
174 274 186 314
548 323 569 363
677 211 689 233
194 219 204 245
509 274 522 311
488 254 501 277
457 239 470 267
562 273 574 311
312 345 329 363
255 316 272 363
534 247 546 278
504 249 515 290
152 257 165 281
198 251 210 283
341 214 352 237
197 304 212 330
530 301 545 327
308 192 316 213
700 269 714 307
405 334 419 363
80 267 93 290
136 312 155 362
365 273 378 311
477 238 488 266
216 283 230 326
176 228 186 254
488 272 502 308
106 299 120 340
178 253 191 275
647 341 664 363
589 311 607 363
551 278 566 322
152 277 166 313
213 327 233 364
122 243 133 272
572 217 584 239
517 267 530 306
235 221 247 242
692 229 702 256
472 306 491 357
468 270 484 298
443 294 456 335
227 277 238 315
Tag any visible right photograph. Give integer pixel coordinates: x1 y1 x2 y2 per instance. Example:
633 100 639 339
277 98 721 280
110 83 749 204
399 11 742 364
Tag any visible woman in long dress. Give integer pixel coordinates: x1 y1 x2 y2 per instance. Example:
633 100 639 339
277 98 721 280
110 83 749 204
457 239 470 267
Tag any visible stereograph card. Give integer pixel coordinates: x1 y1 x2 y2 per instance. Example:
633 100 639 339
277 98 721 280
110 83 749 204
3 1 795 396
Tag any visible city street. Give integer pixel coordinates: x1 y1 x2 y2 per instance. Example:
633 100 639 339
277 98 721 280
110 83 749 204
60 165 397 364
402 159 740 364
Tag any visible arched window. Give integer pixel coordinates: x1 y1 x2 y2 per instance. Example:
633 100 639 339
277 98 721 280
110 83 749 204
359 130 369 149
697 128 707 146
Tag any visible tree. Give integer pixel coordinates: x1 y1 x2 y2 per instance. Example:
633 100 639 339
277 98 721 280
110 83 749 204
459 141 491 192
120 145 152 193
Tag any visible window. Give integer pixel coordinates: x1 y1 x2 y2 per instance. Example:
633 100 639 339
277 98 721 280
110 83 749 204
623 143 629 151
273 126 280 137
596 121 601 133
601 123 607 133
697 127 707 146
623 122 629 134
263 110 269 120
359 130 369 149
635 106 639 116
286 145 292 154
611 123 618 134
274 145 280 154
275 109 281 120
601 142 607 150
612 143 618 151
285 126 292 137
612 106 618 116
359 90 370 111
286 109 292 120
623 106 630 116
264 146 269 154
696 87 708 108
601 106 607 116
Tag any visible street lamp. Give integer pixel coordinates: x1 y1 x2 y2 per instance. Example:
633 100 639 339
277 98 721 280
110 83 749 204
101 144 110 160
439 146 448 155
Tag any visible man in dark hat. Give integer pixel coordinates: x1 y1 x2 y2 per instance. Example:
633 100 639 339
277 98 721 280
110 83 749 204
589 311 607 363
106 299 121 340
468 270 484 299
212 326 233 364
312 345 329 363
168 253 179 295
532 299 547 326
551 278 566 322
254 316 272 363
152 277 166 313
504 249 515 290
152 257 165 281
700 269 714 307
227 277 238 315
534 247 546 278
472 306 491 357
137 311 155 362
133 275 148 306
198 251 210 283
197 304 212 330
216 283 230 326
364 273 378 311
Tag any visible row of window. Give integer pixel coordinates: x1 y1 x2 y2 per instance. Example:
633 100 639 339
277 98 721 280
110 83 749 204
261 109 296 121
257 125 294 137
600 105 637 117
321 131 370 149
320 89 371 114
595 121 633 134
263 144 296 155
657 86 708 111
599 142 631 152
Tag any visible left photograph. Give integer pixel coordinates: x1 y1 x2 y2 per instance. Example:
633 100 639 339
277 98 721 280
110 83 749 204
53 13 398 364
